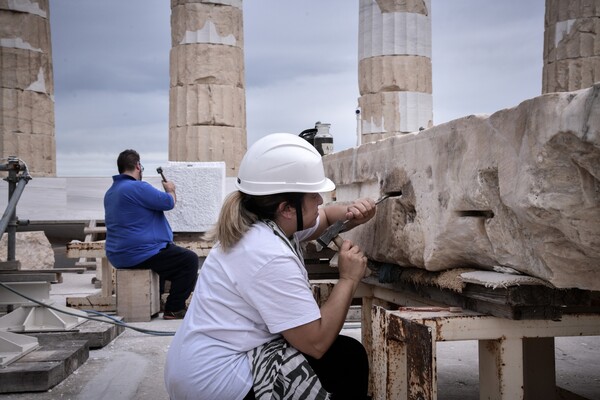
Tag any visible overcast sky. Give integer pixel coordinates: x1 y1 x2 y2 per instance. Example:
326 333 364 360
49 0 545 177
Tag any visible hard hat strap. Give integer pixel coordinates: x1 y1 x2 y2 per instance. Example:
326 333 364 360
295 197 304 232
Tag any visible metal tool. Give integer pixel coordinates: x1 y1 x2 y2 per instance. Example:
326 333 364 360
156 167 167 182
316 191 402 249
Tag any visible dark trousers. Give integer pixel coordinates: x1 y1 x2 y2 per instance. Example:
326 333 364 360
130 243 198 312
244 335 369 400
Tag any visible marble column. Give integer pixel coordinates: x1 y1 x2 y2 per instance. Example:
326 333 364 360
542 0 600 93
0 0 56 176
358 0 433 144
169 0 246 177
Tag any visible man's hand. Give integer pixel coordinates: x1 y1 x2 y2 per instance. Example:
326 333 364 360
162 181 177 204
162 180 176 193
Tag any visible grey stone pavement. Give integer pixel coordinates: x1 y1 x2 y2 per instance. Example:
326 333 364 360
2 271 599 400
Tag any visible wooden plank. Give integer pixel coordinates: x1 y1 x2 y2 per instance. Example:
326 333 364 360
462 283 594 307
0 339 89 394
0 268 84 275
306 262 339 280
78 220 96 266
116 269 160 322
0 273 59 283
66 241 105 258
74 261 98 269
28 318 125 350
363 274 571 320
83 226 106 235
66 295 116 312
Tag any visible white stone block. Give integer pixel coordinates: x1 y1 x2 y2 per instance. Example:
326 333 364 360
163 162 226 232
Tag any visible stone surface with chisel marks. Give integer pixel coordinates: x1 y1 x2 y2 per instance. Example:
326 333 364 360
323 84 600 290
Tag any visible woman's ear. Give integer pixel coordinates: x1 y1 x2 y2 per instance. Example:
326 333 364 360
277 202 295 219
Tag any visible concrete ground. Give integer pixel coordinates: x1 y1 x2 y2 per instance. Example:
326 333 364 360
2 271 600 400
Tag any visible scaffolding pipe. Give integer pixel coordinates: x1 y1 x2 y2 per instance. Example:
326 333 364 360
0 158 30 257
0 177 28 241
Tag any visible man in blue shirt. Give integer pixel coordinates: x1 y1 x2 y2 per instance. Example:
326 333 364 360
104 149 198 319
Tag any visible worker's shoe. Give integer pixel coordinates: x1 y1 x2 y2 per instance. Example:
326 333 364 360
163 309 186 320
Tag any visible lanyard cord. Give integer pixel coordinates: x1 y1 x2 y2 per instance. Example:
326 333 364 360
262 219 305 266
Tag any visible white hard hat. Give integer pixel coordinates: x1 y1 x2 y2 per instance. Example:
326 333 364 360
236 133 336 195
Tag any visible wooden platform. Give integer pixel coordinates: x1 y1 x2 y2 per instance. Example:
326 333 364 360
65 240 116 312
116 269 160 322
365 264 600 320
0 268 86 285
27 317 125 350
312 263 600 400
0 335 89 394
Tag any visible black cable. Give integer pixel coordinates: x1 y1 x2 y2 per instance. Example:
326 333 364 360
0 280 176 336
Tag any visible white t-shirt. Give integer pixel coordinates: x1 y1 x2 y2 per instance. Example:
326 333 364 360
164 219 321 400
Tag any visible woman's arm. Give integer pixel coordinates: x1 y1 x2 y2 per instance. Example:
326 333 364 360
306 198 376 241
281 240 367 358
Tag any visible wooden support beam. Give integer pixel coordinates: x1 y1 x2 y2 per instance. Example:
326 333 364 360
66 295 115 312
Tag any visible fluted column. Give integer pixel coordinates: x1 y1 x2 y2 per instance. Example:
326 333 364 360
0 0 56 176
543 0 600 93
358 0 432 144
169 0 246 177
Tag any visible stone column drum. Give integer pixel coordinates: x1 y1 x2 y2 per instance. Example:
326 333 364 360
0 0 56 176
169 0 246 177
542 0 600 93
358 0 433 144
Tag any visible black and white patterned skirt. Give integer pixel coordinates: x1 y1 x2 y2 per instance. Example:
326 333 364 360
247 338 331 400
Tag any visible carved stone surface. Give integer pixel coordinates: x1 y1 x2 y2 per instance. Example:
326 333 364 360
169 44 244 87
323 84 600 290
358 0 432 141
169 84 246 128
169 125 246 176
0 0 56 176
169 0 246 176
542 0 600 93
170 1 243 48
359 55 432 95
0 231 55 269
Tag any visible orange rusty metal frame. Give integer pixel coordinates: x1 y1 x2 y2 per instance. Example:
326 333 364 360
367 305 600 400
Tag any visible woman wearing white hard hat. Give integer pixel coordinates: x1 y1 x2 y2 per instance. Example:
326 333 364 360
165 133 375 399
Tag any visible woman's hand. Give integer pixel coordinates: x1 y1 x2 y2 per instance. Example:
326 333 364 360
343 198 376 229
282 239 367 359
337 240 367 284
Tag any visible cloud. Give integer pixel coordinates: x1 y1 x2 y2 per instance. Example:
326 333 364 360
49 0 546 177
246 69 359 151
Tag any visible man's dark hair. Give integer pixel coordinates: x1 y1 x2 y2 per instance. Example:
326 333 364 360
117 149 140 174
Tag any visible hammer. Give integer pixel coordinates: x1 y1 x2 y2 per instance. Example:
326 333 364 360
156 167 167 182
316 191 402 249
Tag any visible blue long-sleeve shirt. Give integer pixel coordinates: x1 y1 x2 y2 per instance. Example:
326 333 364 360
104 174 175 267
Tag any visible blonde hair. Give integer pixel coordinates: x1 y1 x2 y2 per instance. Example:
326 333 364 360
208 191 306 252
207 191 257 251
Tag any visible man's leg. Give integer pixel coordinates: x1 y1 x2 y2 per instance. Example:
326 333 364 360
137 244 199 312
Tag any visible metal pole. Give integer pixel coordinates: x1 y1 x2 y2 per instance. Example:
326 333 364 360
0 158 30 262
6 167 17 261
0 177 28 243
